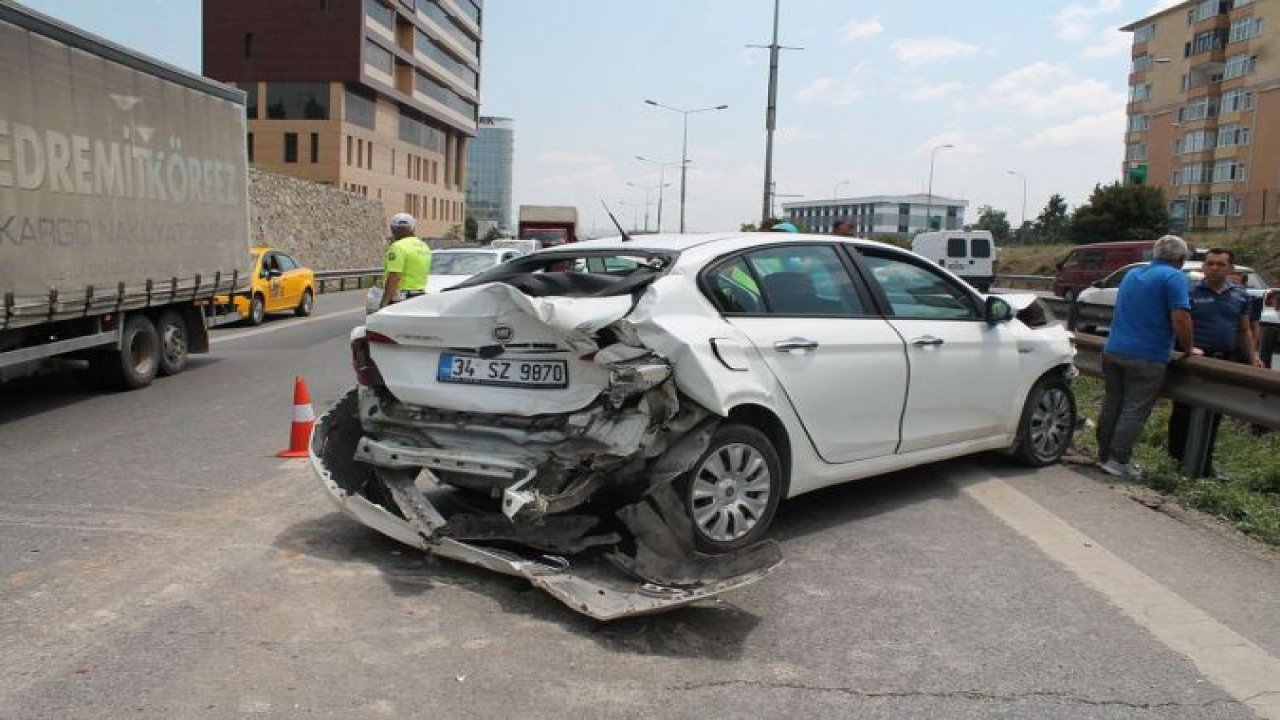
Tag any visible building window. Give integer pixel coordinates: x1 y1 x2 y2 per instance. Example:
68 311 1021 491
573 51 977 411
1217 124 1251 147
346 135 354 166
417 1 480 56
1221 89 1254 113
1133 23 1156 43
266 83 330 120
344 86 376 130
1223 53 1257 80
1127 114 1149 132
398 107 446 151
247 133 254 163
1131 54 1153 73
284 133 298 163
244 33 253 59
238 82 259 119
1187 0 1224 24
367 142 373 170
1174 163 1212 186
365 0 395 31
364 39 394 76
1230 17 1263 43
1177 96 1218 123
310 133 319 163
1212 160 1246 182
414 71 478 119
1126 142 1147 162
1211 193 1243 217
1175 129 1214 154
415 30 479 89
1188 29 1227 55
1129 83 1151 102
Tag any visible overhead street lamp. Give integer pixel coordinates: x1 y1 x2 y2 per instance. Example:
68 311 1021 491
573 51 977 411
1006 169 1027 234
627 180 671 233
644 100 728 233
925 143 954 232
635 155 681 232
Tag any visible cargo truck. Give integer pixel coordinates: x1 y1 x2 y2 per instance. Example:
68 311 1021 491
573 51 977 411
517 205 578 247
0 1 250 389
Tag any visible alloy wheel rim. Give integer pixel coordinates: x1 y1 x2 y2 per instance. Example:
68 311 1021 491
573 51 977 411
690 442 771 542
1029 388 1072 460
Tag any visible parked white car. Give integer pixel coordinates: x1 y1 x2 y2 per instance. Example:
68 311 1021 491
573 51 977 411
1076 261 1278 334
317 232 1076 617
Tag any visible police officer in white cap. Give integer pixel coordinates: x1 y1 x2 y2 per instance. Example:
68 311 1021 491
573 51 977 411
380 213 432 308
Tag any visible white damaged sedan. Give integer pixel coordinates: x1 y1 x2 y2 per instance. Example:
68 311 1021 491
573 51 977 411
312 232 1076 619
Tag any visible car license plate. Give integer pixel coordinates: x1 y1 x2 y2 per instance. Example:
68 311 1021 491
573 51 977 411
436 354 568 389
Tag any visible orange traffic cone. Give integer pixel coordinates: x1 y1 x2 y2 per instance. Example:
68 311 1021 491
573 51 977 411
278 375 316 458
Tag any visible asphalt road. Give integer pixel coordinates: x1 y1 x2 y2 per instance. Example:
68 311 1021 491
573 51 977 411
3 290 1279 719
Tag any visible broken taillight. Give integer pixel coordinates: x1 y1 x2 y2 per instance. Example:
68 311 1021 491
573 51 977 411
351 332 393 387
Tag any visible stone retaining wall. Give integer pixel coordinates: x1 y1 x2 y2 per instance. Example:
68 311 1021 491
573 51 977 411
248 169 387 271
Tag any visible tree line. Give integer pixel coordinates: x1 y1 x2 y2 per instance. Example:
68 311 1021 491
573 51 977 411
976 182 1170 245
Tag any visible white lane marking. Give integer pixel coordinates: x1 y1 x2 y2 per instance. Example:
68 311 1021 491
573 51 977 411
210 305 365 345
958 470 1280 719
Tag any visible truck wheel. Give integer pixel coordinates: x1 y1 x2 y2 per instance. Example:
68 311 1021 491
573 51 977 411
100 315 160 390
248 294 265 326
676 424 783 554
156 310 189 376
295 288 314 317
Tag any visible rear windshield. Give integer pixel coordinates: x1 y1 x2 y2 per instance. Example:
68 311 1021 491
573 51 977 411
450 249 677 297
432 252 502 275
971 238 991 258
946 237 967 258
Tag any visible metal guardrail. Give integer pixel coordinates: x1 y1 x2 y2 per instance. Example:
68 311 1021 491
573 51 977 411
314 268 380 294
993 274 1054 291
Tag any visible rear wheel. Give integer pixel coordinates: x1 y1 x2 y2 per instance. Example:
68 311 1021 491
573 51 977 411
677 424 783 554
156 310 189 376
1014 376 1076 466
295 288 314 317
98 315 160 390
248 294 265 326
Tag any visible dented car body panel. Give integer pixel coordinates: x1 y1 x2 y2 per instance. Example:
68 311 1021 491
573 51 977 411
313 233 1076 619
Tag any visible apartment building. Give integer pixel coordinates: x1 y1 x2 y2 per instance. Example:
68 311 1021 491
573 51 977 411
1122 0 1279 230
203 0 481 237
783 194 967 235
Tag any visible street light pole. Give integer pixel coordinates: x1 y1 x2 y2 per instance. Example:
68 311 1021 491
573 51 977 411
1006 169 1027 238
636 155 680 233
644 101 727 233
832 179 850 201
747 0 800 225
925 143 954 232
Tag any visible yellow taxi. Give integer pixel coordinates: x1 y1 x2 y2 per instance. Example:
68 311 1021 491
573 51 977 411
230 247 316 325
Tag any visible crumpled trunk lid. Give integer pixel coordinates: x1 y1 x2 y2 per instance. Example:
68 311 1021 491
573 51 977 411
366 283 635 414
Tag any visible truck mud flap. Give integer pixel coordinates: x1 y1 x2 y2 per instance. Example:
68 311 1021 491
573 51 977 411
310 390 782 621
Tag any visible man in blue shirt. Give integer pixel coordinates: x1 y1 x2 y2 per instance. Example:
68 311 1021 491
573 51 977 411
1168 248 1264 474
1097 235 1199 478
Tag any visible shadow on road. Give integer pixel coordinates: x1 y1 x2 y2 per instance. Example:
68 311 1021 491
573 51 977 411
273 511 762 660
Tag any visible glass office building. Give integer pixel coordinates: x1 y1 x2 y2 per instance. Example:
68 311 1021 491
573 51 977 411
466 116 514 232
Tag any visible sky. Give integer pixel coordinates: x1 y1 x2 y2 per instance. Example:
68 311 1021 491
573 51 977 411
19 0 1185 235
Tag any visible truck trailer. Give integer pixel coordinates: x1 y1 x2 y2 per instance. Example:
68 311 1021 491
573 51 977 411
0 1 251 389
517 205 578 247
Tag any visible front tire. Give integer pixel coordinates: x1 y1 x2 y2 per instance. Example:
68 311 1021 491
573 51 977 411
156 310 189 376
248 294 265 326
677 424 783 554
1014 376 1076 466
295 288 314 317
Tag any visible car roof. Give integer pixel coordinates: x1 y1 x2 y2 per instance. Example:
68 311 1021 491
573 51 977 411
541 232 907 266
434 247 508 254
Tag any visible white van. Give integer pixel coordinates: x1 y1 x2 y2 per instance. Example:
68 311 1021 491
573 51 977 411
911 230 998 292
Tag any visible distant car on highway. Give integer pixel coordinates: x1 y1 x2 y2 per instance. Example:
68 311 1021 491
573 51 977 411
365 247 527 313
1052 240 1154 301
220 248 316 326
1075 260 1277 335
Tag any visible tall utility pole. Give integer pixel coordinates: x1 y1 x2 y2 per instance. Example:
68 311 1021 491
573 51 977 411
1006 169 1027 236
749 0 800 224
925 143 953 231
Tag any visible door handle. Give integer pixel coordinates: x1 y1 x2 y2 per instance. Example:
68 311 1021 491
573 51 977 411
912 335 945 347
774 337 819 352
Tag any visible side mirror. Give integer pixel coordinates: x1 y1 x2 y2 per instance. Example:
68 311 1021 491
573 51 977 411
267 268 283 278
985 296 1013 324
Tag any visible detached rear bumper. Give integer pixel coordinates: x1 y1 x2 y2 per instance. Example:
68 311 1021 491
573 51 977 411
310 389 782 621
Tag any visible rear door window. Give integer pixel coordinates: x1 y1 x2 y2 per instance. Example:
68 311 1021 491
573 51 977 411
971 238 991 258
946 237 967 258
